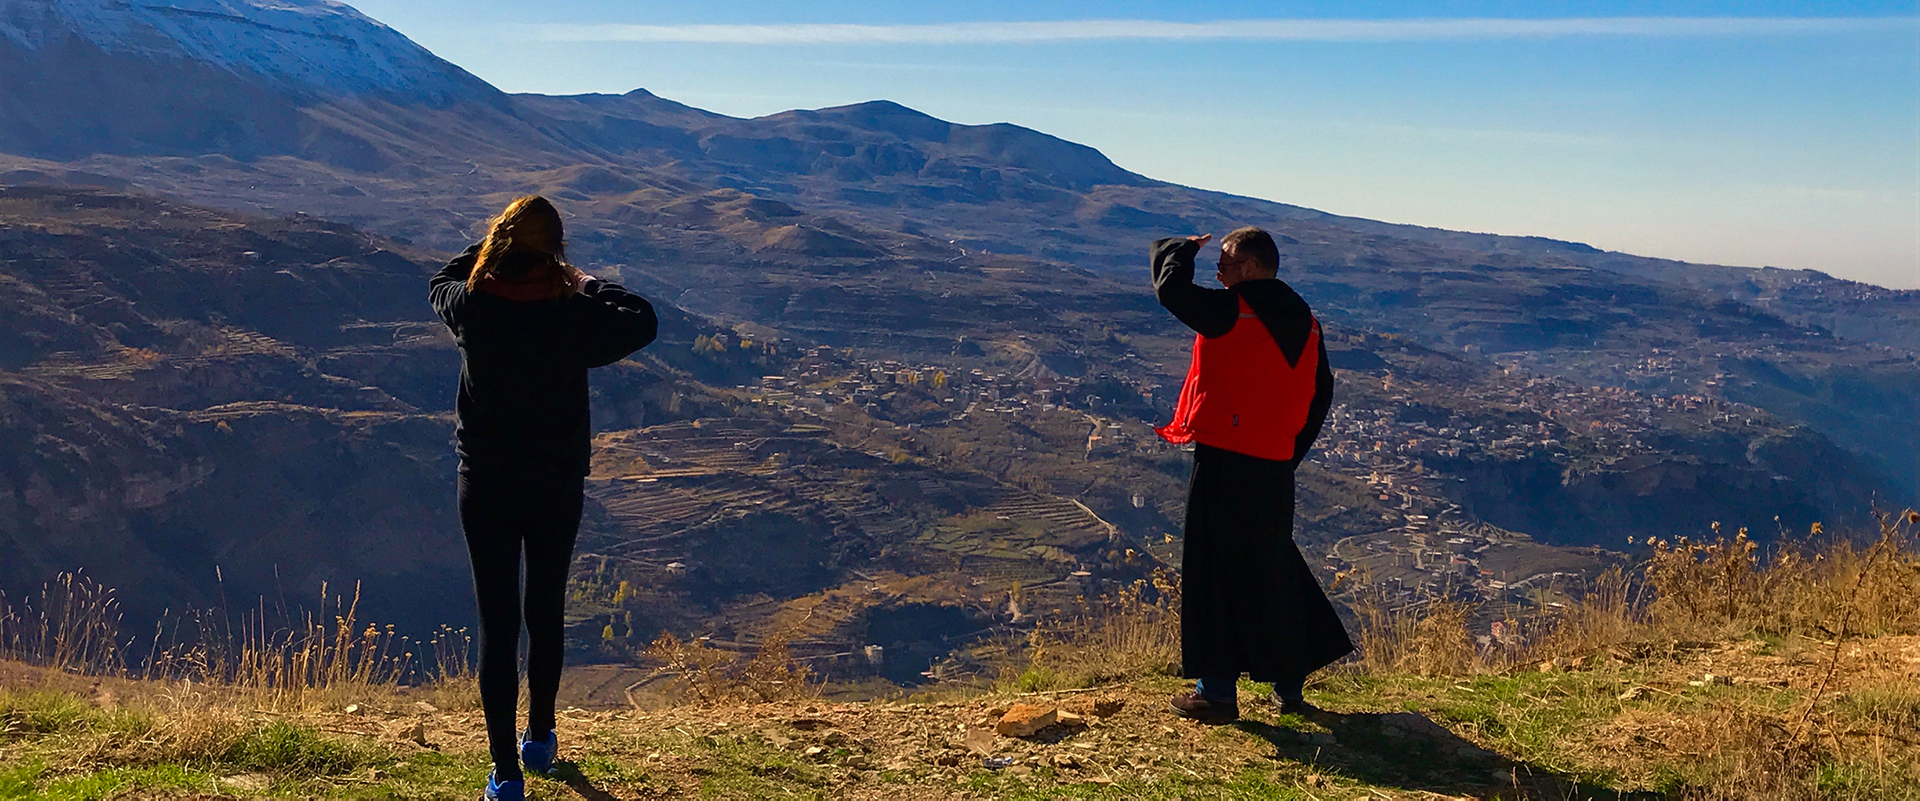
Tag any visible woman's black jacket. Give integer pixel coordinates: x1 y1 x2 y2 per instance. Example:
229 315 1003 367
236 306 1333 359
428 245 658 479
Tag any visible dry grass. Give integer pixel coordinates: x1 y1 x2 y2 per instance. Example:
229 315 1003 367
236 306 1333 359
1350 589 1487 677
0 676 393 792
0 574 476 714
5 512 1916 798
643 629 818 704
1012 568 1182 690
1010 509 1920 798
0 573 126 676
1640 513 1920 641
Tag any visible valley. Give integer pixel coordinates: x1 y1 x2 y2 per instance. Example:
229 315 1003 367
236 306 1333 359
0 0 1915 699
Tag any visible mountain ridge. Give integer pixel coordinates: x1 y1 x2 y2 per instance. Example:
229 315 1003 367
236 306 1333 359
0 0 493 101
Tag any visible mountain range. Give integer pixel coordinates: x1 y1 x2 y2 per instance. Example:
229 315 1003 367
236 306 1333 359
1 0 1914 682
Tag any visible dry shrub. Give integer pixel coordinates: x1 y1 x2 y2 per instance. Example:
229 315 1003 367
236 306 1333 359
1350 585 1482 677
645 629 816 704
1768 514 1920 637
1530 566 1645 658
1022 569 1182 686
1644 523 1767 635
736 630 815 702
1642 511 1920 641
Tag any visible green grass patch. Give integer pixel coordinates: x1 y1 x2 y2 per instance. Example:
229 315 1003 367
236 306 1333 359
222 721 386 776
1310 669 1633 786
688 734 833 798
0 691 99 736
363 750 494 800
1009 666 1057 693
0 762 217 801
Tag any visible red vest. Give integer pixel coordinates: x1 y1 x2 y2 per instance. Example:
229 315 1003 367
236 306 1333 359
1155 298 1321 462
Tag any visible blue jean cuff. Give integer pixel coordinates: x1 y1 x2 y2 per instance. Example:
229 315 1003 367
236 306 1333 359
1196 676 1238 702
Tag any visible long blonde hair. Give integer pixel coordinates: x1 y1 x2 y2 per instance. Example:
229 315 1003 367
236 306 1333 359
467 196 582 299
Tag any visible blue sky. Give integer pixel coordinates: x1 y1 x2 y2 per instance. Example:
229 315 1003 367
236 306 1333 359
349 1 1919 288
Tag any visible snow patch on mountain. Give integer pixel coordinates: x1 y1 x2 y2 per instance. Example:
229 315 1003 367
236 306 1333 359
0 0 490 101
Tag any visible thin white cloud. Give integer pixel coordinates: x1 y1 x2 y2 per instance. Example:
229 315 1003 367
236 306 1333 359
534 17 1916 46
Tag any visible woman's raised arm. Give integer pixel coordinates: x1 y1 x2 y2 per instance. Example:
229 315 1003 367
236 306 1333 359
572 278 659 367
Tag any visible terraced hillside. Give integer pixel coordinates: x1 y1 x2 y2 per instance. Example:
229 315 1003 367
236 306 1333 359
0 184 1903 695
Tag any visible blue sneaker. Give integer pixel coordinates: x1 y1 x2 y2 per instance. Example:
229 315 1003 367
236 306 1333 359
483 768 524 801
520 729 558 775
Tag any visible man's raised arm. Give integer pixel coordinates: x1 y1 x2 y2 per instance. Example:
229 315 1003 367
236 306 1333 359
1151 236 1238 338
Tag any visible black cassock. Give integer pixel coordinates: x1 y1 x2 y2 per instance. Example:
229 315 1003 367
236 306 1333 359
1180 444 1353 683
1150 237 1355 684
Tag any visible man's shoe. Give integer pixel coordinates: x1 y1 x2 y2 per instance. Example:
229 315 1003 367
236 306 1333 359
520 729 557 774
1271 690 1320 716
1168 691 1238 723
482 768 524 801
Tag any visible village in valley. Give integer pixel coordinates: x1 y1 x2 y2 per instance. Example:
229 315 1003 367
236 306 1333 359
555 322 1808 680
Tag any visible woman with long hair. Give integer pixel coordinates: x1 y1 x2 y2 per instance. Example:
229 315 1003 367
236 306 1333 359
429 196 658 801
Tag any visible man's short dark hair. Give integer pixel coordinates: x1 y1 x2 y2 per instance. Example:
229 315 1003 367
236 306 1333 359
1221 227 1279 273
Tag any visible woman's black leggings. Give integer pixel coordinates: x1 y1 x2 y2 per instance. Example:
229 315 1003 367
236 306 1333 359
457 471 583 778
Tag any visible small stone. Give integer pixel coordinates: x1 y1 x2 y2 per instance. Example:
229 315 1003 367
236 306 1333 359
1537 660 1556 673
995 703 1058 737
1090 699 1125 718
1380 712 1450 738
1055 710 1087 728
343 704 362 715
411 700 439 714
803 745 827 758
1618 686 1647 701
222 773 272 793
964 726 996 754
845 754 872 770
1049 753 1080 769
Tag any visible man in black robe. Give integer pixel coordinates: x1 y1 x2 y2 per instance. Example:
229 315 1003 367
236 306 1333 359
1152 227 1352 721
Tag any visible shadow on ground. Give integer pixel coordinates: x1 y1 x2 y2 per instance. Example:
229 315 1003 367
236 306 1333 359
1233 708 1666 800
550 761 618 801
